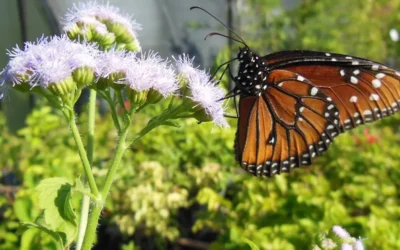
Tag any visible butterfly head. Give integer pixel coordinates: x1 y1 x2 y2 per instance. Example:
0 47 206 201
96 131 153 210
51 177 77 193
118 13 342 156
235 48 268 96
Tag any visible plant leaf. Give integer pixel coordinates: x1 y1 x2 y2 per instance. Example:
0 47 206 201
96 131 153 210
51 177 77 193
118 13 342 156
21 222 65 249
35 177 77 244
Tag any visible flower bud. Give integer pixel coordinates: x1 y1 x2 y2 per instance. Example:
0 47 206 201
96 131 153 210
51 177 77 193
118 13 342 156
64 23 80 40
103 21 133 43
147 89 163 104
48 76 76 97
127 88 147 105
72 66 94 88
125 40 141 52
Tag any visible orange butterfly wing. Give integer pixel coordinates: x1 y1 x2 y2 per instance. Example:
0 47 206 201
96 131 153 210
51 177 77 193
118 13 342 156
235 69 341 176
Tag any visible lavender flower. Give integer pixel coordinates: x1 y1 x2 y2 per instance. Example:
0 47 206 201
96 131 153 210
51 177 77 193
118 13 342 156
96 48 136 79
63 1 141 50
1 35 98 92
174 54 229 128
124 51 178 97
332 225 351 239
321 239 336 249
353 240 364 250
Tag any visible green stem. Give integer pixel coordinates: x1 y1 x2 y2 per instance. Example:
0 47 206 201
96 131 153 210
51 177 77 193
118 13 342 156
87 89 96 163
81 102 188 249
76 89 97 250
76 195 90 250
116 90 129 114
66 109 99 197
102 91 122 133
128 103 187 144
81 123 130 250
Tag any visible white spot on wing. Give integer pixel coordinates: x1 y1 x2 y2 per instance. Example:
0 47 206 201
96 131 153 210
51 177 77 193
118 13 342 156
363 110 372 115
370 94 380 101
297 75 305 82
350 96 358 103
372 79 382 88
310 87 318 96
376 73 386 79
350 76 358 84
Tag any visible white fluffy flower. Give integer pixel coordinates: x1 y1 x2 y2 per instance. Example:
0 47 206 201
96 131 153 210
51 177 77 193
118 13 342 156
332 225 351 239
175 54 229 128
123 51 178 96
96 48 136 78
63 1 141 41
1 35 98 88
353 240 364 250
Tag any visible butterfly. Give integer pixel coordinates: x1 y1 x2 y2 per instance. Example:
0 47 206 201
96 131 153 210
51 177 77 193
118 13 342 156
191 7 400 177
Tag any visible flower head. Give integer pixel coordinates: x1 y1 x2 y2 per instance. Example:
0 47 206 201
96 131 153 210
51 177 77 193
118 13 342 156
353 240 364 250
96 48 136 79
63 1 141 50
175 54 229 128
1 35 98 91
124 51 178 96
332 226 351 239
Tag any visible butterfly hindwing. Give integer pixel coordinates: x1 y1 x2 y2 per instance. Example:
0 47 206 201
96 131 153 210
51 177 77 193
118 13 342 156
235 70 341 176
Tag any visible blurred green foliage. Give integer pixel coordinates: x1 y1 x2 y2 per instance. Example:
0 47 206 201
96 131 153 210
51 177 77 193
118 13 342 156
2 0 400 250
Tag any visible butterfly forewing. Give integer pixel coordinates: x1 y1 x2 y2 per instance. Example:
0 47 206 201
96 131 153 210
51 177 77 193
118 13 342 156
263 50 400 131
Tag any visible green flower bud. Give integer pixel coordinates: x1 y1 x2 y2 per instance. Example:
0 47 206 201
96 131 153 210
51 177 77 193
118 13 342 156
48 76 76 97
80 28 93 41
127 88 148 105
147 89 163 104
103 21 133 43
125 40 141 52
72 66 95 88
65 23 80 40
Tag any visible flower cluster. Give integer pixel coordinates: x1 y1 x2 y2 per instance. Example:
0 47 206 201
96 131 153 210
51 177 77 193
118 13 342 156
63 1 141 51
314 225 365 250
1 35 98 95
174 54 229 128
0 1 229 128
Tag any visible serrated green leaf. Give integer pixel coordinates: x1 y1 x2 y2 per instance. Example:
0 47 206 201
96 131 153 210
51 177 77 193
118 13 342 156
35 177 77 244
21 222 64 249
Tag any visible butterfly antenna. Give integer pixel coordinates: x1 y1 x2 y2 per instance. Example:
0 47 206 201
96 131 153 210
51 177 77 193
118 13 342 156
190 6 248 47
205 32 244 45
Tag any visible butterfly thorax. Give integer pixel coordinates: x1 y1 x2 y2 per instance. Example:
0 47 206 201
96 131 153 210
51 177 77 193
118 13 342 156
235 47 269 97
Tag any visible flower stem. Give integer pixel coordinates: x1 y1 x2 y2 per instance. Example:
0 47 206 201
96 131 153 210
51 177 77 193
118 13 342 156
76 89 97 250
66 109 99 197
81 120 130 250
